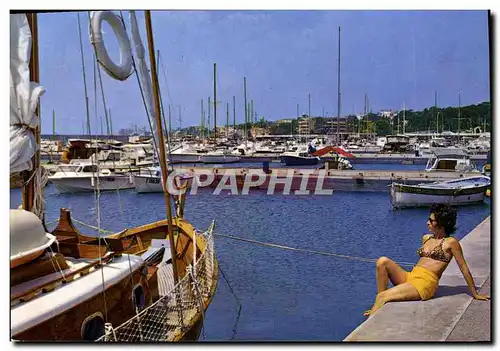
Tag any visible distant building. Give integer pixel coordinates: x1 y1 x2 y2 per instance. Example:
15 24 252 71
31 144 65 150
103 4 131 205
251 126 269 137
379 109 398 120
327 117 348 134
298 116 315 135
276 118 294 124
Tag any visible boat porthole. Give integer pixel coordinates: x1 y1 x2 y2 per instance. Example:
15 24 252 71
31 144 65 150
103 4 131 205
132 284 146 311
81 312 105 341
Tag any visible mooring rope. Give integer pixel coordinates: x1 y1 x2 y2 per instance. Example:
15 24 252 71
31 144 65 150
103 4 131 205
71 218 114 234
214 232 416 267
44 216 415 268
218 264 243 340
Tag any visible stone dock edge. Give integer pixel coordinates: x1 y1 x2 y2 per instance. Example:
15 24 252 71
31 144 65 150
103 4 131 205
343 215 491 342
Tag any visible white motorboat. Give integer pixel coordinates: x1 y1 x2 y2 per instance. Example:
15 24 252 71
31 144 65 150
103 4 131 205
134 166 194 193
280 144 320 166
49 164 135 193
201 149 240 164
424 148 479 173
390 175 490 209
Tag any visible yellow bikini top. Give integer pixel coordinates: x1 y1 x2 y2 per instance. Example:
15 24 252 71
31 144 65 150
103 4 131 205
417 236 452 263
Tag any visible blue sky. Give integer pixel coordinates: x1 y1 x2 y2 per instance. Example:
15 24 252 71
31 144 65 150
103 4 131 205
36 10 490 134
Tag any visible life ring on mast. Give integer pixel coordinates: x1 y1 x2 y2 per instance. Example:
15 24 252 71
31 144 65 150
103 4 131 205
90 11 133 81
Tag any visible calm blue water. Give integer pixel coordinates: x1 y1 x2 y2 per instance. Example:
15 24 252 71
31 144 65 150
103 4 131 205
10 179 490 341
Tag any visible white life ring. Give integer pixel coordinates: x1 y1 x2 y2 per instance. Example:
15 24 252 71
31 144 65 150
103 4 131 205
90 11 133 81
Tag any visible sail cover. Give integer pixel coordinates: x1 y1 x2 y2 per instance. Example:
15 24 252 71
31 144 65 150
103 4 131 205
10 14 45 173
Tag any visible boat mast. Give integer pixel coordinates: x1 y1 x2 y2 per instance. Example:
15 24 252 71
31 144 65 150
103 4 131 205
213 62 217 140
336 26 341 146
22 13 41 214
403 101 406 135
232 95 236 132
168 104 172 141
458 92 461 137
308 93 311 139
201 99 204 138
144 10 179 284
244 77 247 142
434 91 438 134
207 96 211 139
226 102 229 138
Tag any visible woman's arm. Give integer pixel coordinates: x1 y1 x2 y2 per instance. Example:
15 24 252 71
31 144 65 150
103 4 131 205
449 238 490 300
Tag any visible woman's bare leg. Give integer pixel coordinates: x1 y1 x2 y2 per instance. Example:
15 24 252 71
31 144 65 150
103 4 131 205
364 257 408 316
375 256 408 293
365 283 421 317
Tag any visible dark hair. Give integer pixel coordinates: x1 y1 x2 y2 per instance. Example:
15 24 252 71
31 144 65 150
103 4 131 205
430 204 457 236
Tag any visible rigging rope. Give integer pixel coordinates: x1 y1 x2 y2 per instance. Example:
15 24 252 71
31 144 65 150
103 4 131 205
214 232 416 267
59 215 416 268
86 10 108 323
218 264 242 341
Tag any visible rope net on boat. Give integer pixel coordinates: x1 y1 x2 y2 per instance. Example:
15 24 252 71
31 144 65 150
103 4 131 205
97 222 216 342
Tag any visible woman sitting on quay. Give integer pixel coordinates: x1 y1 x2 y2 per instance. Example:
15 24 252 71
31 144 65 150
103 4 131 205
365 203 489 317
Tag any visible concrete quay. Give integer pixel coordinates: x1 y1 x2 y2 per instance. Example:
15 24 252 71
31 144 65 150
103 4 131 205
187 168 482 192
343 216 491 342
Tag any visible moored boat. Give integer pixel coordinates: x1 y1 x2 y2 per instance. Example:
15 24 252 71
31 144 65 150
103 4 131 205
424 148 479 173
280 145 320 166
49 164 135 193
134 166 194 193
10 10 219 342
201 149 240 164
390 175 491 209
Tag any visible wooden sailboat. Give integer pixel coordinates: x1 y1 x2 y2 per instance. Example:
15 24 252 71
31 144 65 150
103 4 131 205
10 10 218 342
10 12 160 342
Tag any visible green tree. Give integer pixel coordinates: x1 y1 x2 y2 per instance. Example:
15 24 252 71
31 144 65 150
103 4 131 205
375 119 392 136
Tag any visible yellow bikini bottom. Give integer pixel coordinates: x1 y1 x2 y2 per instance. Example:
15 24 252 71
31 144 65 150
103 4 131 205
406 266 440 300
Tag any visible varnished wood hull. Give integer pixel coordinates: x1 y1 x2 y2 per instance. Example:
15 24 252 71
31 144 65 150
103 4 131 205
48 208 218 342
12 261 157 341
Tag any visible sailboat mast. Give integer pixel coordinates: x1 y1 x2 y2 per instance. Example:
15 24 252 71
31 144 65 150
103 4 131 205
226 102 229 137
337 26 341 145
233 96 236 131
308 93 311 137
207 96 211 139
178 105 182 133
144 10 179 284
22 13 41 214
403 101 406 135
434 91 438 134
458 92 461 136
168 104 172 141
53 110 56 138
109 108 113 136
213 62 217 140
244 77 247 141
201 99 204 138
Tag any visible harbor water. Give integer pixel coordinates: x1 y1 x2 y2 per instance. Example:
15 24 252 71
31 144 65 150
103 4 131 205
10 164 491 341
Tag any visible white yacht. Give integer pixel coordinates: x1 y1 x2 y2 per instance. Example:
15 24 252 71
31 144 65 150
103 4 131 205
424 148 479 173
133 166 194 193
201 149 240 164
49 164 135 193
167 143 205 163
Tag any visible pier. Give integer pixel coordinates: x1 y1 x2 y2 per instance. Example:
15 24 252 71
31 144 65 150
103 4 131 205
343 216 491 342
190 168 482 192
